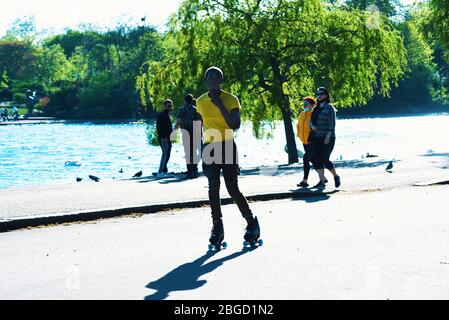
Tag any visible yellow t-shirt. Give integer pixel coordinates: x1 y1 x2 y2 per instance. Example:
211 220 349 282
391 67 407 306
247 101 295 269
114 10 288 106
196 90 241 143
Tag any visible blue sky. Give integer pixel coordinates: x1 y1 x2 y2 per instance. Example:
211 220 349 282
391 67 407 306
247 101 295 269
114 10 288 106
0 0 421 36
0 0 182 36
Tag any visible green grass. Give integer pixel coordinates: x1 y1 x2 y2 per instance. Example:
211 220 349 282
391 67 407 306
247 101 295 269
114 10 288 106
0 107 28 117
17 108 27 115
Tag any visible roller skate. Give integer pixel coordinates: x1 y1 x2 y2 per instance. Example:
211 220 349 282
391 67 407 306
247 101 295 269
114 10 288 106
243 216 263 248
208 219 227 251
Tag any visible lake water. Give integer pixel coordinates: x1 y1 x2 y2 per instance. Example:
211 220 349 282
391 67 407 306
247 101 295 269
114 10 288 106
1 113 448 189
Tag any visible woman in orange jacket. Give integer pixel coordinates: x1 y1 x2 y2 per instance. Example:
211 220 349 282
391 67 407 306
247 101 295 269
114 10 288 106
296 97 317 187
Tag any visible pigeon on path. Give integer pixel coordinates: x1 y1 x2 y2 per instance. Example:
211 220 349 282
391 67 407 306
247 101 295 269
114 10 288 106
89 175 100 182
133 171 143 178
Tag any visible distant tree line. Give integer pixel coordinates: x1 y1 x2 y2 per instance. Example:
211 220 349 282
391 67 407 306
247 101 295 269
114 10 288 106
0 17 163 118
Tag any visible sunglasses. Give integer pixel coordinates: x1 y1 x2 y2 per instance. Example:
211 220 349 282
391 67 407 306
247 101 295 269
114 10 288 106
316 92 326 97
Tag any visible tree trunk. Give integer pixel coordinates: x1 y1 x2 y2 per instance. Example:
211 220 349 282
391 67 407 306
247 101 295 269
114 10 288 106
270 57 299 164
280 94 299 164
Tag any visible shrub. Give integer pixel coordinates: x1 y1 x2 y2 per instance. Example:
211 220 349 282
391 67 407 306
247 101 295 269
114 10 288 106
13 92 26 104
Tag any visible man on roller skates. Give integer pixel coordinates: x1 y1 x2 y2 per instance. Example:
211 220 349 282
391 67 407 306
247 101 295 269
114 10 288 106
195 67 262 251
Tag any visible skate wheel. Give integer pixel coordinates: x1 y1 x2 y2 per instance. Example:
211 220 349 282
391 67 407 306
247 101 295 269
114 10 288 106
258 239 264 246
222 242 228 249
209 244 220 251
243 241 256 248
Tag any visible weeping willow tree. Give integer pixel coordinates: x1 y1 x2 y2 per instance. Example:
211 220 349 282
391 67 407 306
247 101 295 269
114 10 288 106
137 0 406 164
428 0 449 53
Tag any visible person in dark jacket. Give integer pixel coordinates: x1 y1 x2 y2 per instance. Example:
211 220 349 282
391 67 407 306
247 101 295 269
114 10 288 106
309 87 341 189
156 99 174 178
1 108 8 121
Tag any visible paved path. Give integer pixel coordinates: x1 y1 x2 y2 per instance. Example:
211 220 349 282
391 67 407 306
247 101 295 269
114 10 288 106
1 184 448 300
1 154 448 223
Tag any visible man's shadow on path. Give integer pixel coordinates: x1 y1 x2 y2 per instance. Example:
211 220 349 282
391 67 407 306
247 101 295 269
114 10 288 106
144 248 256 300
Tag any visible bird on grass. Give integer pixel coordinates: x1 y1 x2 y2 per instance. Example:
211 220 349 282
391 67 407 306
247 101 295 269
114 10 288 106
386 161 393 172
133 171 143 178
89 175 100 182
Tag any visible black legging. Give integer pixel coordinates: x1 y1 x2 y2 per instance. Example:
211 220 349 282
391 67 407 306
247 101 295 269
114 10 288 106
202 140 253 221
313 138 335 170
303 143 314 180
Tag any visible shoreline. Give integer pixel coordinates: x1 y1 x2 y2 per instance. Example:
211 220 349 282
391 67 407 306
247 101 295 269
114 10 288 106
337 111 449 120
1 110 448 126
0 118 145 126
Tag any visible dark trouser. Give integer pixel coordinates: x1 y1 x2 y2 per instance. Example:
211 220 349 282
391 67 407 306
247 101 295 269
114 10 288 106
303 143 315 180
158 138 172 173
202 140 253 221
312 137 336 170
182 128 199 174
